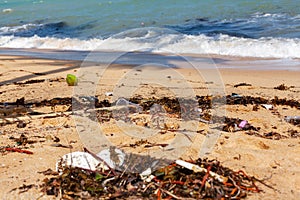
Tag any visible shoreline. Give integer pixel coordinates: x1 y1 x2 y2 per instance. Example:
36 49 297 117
1 48 300 71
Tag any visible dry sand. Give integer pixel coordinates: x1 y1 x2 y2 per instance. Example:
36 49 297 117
0 55 300 199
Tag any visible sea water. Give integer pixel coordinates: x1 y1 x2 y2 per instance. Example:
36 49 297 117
0 0 300 58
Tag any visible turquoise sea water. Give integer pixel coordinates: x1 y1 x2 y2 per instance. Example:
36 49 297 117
1 0 300 58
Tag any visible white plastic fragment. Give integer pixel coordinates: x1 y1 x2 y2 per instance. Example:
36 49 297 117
56 148 126 173
233 124 241 131
140 167 152 180
150 103 166 129
231 93 242 98
105 92 113 96
116 98 143 113
145 175 155 183
284 116 300 123
175 159 227 183
261 104 273 110
56 151 108 172
96 148 125 169
176 159 195 171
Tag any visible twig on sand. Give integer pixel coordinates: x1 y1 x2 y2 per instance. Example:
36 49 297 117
3 147 33 154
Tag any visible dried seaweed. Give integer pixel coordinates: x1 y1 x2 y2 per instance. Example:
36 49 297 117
14 79 45 85
263 132 288 140
226 95 300 109
9 134 43 145
2 95 298 115
288 130 300 138
38 97 73 107
96 110 112 123
245 131 288 140
274 84 289 91
222 118 259 132
10 184 36 194
120 139 168 149
41 158 262 199
234 83 252 88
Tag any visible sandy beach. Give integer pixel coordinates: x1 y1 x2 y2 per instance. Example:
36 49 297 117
0 54 300 199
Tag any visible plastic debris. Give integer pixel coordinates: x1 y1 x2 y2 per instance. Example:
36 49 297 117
261 104 273 110
284 116 300 125
139 167 152 180
78 96 98 102
175 159 227 183
105 92 113 96
231 93 243 98
96 147 125 169
223 117 258 132
56 151 109 173
238 120 248 128
113 98 143 122
116 98 142 113
150 104 166 129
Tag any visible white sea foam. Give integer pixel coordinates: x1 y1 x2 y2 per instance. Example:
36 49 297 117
0 24 42 34
2 8 13 13
252 12 286 18
0 33 300 58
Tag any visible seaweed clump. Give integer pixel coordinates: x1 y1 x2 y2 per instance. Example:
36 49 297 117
41 158 262 199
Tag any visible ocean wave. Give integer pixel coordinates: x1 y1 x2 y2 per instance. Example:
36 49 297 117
170 12 300 39
0 24 42 35
1 29 300 58
0 22 72 38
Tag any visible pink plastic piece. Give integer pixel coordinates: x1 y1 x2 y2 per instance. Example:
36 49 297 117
238 120 248 128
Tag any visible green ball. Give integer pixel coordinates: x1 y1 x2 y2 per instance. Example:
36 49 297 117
66 74 78 86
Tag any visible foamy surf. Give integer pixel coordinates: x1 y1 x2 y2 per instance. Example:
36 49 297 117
1 31 300 59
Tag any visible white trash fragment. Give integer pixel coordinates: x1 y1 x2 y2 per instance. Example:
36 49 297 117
113 98 143 122
234 124 242 132
199 118 211 124
140 167 155 182
231 93 242 98
56 151 108 172
261 104 273 110
97 147 125 169
140 167 152 180
150 104 166 129
105 92 113 96
116 98 143 113
77 96 98 104
284 116 300 123
175 159 227 183
145 175 155 183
